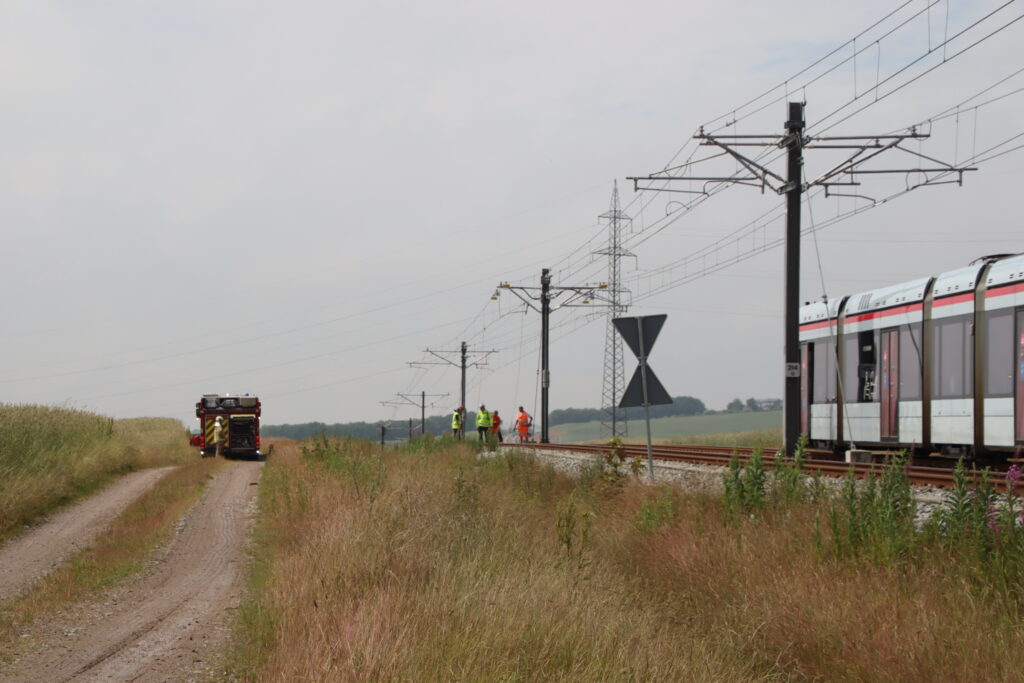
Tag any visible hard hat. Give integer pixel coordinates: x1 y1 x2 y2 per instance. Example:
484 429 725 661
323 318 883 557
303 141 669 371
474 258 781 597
479 404 485 410
215 416 223 422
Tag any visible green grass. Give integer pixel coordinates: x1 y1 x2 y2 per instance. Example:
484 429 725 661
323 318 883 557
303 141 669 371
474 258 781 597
0 405 192 538
549 409 782 443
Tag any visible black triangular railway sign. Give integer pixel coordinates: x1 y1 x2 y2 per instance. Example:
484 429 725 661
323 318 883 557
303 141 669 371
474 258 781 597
619 364 673 408
613 314 667 359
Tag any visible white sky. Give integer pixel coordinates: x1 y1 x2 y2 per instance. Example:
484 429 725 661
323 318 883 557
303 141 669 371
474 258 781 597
1 1 1021 428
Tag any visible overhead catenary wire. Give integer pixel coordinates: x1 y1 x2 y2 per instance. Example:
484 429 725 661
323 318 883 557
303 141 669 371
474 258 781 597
385 0 1024 424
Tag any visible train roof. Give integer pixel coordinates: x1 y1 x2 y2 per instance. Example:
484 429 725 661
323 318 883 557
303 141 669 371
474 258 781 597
985 253 1024 288
799 297 844 324
932 262 986 299
846 276 931 316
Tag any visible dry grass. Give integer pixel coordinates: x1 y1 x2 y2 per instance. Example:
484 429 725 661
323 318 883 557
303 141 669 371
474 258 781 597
0 405 192 537
631 502 1024 681
0 456 225 641
233 438 1024 681
233 439 757 681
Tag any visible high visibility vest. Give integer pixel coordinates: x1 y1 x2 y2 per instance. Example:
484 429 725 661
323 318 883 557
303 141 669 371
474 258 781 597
516 412 531 429
491 414 502 431
451 411 462 429
476 410 491 428
213 423 224 444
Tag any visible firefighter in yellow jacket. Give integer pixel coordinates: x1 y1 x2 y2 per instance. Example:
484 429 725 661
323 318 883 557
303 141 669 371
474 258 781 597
212 416 225 457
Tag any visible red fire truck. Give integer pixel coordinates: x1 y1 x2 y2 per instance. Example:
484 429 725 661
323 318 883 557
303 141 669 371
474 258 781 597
190 394 263 459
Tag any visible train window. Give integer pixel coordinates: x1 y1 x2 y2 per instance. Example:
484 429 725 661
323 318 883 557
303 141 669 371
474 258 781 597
826 340 837 401
841 335 858 403
813 339 836 403
899 323 923 400
932 316 973 399
985 309 1014 397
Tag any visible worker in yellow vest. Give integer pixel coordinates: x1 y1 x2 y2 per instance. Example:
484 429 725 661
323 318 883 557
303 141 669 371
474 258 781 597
475 404 491 441
451 406 464 439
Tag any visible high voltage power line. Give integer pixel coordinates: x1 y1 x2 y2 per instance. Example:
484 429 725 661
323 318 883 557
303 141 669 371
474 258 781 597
401 0 1024 428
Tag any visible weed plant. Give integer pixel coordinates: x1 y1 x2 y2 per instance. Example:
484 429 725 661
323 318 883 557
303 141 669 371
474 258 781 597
301 434 385 502
726 447 1024 608
827 457 916 565
723 447 771 516
577 438 637 501
500 449 555 502
635 487 681 534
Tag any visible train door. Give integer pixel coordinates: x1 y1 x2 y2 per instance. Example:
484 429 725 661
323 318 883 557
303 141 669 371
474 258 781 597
1016 310 1024 445
881 329 899 441
801 343 811 436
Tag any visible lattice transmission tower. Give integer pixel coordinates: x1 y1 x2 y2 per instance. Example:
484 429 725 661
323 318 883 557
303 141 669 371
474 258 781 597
594 181 634 438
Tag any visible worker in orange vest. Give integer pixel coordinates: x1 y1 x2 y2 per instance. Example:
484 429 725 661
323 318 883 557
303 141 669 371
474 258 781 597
514 406 532 443
490 410 503 443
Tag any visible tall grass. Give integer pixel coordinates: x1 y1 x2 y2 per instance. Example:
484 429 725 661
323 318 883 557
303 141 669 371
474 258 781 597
0 405 191 537
232 440 756 680
234 438 1024 680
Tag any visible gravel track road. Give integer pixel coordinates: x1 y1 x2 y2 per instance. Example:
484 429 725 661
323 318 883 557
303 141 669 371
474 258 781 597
0 467 176 601
3 460 262 682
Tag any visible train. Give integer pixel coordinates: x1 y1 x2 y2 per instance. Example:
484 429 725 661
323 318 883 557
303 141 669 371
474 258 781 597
798 252 1024 463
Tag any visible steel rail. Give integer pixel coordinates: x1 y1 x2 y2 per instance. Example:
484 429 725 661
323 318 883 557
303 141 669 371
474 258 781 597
510 442 1023 494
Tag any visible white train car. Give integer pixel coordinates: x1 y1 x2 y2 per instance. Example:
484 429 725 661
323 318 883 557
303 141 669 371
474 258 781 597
980 253 1024 452
840 276 930 447
799 253 1024 461
928 263 983 449
798 298 844 443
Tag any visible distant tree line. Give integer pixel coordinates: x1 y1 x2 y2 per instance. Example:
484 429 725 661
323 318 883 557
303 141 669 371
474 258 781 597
262 395 710 441
723 397 783 413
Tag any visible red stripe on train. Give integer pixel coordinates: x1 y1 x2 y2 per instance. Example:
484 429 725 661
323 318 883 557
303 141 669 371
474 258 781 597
798 319 836 332
985 282 1024 298
844 302 923 324
932 292 974 307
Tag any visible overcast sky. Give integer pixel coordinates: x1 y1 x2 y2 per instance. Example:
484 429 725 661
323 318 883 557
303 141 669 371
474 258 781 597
1 1 1021 429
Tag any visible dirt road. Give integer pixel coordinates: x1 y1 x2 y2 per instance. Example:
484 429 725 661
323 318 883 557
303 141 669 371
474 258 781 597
0 467 176 601
3 460 261 682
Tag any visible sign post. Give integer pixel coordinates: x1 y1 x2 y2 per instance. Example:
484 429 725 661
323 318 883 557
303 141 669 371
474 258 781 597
614 314 672 479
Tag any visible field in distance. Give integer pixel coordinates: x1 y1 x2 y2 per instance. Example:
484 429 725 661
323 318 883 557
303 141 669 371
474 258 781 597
549 409 782 444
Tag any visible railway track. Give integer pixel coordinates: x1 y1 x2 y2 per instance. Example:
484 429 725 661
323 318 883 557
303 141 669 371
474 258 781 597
511 442 1024 494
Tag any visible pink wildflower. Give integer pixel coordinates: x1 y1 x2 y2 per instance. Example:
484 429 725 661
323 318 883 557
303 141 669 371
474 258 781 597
1007 464 1022 489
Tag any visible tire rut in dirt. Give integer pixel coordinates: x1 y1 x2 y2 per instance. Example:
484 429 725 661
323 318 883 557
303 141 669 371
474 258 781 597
0 467 176 602
5 460 261 683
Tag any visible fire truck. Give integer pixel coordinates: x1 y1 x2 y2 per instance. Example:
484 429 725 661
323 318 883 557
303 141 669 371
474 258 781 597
190 394 263 459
